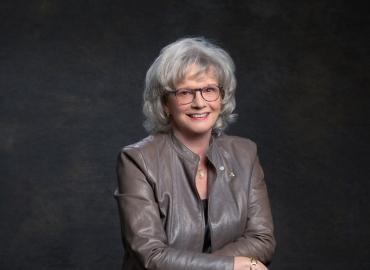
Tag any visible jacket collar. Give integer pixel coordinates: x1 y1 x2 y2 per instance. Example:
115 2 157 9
169 132 200 164
168 131 221 166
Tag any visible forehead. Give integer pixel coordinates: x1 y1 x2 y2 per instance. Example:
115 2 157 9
178 64 218 84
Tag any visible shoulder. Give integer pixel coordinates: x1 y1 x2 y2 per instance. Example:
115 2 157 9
213 134 260 167
215 134 257 155
119 133 170 160
117 133 172 181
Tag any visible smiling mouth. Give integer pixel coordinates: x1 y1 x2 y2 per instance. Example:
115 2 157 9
187 113 210 119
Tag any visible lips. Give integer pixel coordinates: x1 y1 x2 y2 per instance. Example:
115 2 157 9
187 113 210 119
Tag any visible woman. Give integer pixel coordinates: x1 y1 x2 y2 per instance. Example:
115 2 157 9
115 37 275 270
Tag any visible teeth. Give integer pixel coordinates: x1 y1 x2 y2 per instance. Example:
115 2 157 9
189 113 208 118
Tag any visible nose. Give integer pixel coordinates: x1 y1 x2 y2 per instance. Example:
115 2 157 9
191 90 206 108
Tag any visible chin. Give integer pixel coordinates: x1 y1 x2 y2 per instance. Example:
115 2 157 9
184 125 214 136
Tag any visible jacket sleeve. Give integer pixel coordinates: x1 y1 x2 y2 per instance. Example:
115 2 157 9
212 155 276 264
115 148 234 270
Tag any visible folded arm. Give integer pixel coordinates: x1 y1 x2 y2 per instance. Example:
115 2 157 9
115 149 234 270
212 156 276 265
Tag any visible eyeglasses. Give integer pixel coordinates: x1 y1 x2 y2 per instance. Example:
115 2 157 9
169 85 222 105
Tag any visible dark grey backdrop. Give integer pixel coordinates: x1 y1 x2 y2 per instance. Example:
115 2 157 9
1 0 369 269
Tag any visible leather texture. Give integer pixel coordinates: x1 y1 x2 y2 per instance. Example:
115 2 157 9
115 132 275 270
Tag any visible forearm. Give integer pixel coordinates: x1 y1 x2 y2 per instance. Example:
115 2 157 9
139 246 234 270
212 232 275 264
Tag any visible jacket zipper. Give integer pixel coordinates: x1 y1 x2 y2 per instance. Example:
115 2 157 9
195 163 214 253
194 163 206 252
207 193 212 252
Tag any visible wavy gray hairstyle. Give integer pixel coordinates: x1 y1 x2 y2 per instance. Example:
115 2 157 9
143 37 237 134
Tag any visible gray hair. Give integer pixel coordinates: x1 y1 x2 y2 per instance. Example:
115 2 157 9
143 37 237 134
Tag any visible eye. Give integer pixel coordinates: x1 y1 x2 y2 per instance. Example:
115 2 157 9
177 89 192 96
203 86 217 93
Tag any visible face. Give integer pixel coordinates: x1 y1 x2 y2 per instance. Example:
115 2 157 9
164 65 222 139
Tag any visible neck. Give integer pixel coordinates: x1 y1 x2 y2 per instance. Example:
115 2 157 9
172 129 211 160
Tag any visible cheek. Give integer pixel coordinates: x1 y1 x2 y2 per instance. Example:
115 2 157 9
169 103 189 116
212 101 222 113
166 98 180 113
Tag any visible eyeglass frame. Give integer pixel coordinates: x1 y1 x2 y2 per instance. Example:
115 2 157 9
167 85 223 105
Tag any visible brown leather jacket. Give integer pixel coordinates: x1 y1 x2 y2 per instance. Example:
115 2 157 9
115 132 275 270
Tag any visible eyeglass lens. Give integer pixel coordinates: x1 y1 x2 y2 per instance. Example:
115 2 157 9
175 86 220 104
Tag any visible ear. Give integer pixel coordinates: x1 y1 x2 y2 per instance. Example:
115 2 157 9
164 108 169 115
163 102 170 117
